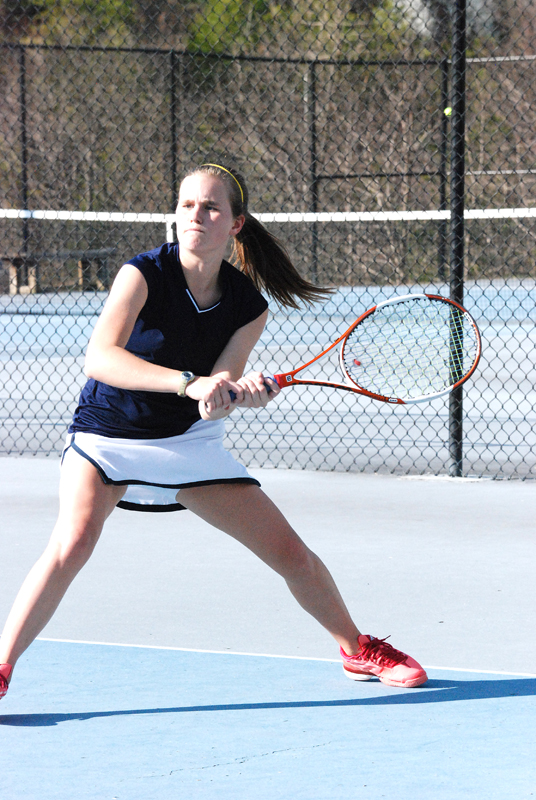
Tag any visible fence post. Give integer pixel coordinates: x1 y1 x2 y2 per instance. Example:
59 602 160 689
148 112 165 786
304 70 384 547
18 46 29 261
169 49 178 218
305 61 318 282
449 0 466 477
438 57 449 281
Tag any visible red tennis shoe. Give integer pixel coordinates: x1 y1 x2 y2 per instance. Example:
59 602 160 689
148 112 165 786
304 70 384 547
0 664 13 700
341 635 427 688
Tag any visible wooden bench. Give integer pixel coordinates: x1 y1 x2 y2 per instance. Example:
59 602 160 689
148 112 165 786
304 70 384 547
1 249 117 294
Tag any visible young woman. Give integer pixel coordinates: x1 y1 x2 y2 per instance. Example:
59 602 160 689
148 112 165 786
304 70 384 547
0 164 427 699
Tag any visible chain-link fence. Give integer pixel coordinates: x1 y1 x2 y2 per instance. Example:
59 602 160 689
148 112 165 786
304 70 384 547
1 0 536 477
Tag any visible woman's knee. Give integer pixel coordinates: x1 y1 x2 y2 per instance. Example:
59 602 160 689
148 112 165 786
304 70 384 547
271 531 316 578
50 457 124 570
47 517 103 571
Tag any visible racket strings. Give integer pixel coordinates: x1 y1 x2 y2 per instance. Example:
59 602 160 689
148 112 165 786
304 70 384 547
341 298 479 401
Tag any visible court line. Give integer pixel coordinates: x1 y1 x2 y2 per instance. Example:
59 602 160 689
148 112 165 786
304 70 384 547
36 637 536 677
398 475 486 482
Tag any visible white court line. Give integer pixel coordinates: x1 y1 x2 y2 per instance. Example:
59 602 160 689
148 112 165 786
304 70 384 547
422 664 536 677
36 637 536 678
399 475 487 482
36 637 338 663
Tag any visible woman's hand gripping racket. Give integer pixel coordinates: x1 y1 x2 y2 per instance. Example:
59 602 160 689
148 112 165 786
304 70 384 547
266 293 481 405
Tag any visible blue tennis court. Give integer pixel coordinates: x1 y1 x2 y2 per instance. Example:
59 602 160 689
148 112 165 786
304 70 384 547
2 638 535 800
1 458 535 799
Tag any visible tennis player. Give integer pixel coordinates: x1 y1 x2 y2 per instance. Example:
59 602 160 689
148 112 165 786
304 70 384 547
0 164 427 699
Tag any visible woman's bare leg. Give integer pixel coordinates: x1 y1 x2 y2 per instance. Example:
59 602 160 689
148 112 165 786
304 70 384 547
0 454 125 671
178 483 362 655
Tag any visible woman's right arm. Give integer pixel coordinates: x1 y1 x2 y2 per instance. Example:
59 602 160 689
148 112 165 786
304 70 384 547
85 265 188 394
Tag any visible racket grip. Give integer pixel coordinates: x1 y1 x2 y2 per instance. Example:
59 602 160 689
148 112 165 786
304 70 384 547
229 376 275 402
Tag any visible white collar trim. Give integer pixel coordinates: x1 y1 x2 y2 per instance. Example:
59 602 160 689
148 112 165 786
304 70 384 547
186 288 221 314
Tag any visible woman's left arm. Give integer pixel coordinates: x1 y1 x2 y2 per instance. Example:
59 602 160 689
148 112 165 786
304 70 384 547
185 309 280 420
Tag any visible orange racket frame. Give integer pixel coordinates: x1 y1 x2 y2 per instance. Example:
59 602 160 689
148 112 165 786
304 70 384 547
269 293 481 405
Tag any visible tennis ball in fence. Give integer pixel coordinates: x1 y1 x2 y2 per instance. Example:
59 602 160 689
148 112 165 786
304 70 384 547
444 107 452 116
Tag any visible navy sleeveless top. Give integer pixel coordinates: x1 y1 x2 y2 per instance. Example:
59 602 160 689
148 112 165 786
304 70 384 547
69 243 269 439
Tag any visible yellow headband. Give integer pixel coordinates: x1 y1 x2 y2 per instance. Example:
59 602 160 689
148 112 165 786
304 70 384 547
200 163 244 204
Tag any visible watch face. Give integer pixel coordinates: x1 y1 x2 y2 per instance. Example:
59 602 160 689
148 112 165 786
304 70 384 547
177 371 195 397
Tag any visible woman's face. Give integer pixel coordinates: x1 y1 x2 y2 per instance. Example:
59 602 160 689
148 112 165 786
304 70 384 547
176 173 244 258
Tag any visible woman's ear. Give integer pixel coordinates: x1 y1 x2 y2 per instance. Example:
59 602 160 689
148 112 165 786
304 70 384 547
230 214 246 237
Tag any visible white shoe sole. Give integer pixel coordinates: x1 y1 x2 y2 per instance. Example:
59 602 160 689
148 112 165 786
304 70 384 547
342 665 372 681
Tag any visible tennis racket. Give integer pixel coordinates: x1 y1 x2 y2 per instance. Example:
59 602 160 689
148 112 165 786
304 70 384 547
264 293 481 405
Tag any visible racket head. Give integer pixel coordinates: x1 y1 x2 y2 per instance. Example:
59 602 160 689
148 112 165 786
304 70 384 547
339 293 481 404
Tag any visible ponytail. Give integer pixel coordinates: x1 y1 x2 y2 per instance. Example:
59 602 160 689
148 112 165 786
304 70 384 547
232 213 330 309
189 164 332 309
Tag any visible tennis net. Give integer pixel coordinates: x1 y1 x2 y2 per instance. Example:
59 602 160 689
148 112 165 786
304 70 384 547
2 204 536 478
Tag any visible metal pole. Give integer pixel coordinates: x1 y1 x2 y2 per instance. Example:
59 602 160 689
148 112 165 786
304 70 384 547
449 0 466 477
18 46 29 261
305 62 318 282
169 50 178 220
438 57 449 281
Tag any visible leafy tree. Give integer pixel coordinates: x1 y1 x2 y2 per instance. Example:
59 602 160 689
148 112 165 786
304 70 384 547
187 0 441 59
1 0 136 45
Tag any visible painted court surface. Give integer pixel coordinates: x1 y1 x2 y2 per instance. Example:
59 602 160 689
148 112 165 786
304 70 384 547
1 458 535 799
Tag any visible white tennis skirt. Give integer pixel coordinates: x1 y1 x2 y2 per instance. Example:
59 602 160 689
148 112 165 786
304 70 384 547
61 419 260 513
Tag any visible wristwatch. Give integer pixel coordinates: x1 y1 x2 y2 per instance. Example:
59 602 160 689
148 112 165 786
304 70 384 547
177 371 196 397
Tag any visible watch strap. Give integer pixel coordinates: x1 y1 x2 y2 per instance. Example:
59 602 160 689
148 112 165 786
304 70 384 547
177 371 196 397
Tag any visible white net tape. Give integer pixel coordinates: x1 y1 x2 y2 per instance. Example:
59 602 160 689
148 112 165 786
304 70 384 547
2 205 536 245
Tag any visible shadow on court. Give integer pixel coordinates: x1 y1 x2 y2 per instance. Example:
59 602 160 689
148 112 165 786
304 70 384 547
1 640 535 800
2 677 536 728
2 463 536 799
